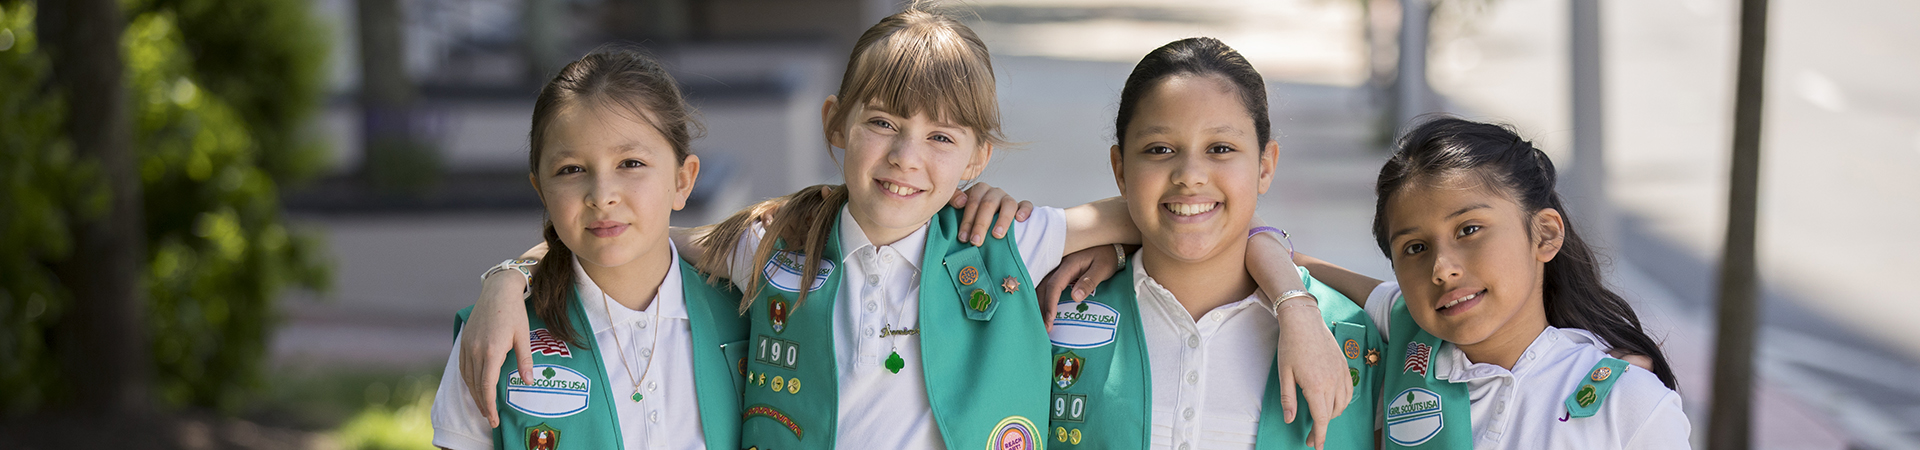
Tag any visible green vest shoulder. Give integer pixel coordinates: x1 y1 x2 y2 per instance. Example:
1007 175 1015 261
451 257 749 450
1046 264 1384 450
738 205 1051 450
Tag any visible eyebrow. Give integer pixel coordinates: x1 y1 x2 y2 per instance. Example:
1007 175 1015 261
1387 203 1492 241
1128 125 1245 139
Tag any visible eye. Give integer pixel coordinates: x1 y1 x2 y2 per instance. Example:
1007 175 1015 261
1208 144 1235 154
555 164 583 176
621 159 646 168
1457 225 1481 237
1144 145 1173 155
1402 242 1427 256
868 118 895 130
930 133 955 144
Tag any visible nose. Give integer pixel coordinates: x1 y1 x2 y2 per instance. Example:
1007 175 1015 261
1430 245 1463 286
585 172 621 209
885 135 926 171
1170 152 1207 188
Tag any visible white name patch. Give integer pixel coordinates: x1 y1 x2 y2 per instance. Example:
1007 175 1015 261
1386 387 1445 446
1049 301 1120 349
763 251 833 292
505 365 592 418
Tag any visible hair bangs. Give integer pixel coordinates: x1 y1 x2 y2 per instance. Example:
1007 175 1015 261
831 11 1005 146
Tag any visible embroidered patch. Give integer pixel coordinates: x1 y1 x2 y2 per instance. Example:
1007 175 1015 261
529 329 571 358
1404 342 1433 376
769 297 789 334
763 251 833 292
959 266 981 285
753 335 799 370
988 415 1039 450
1053 352 1085 389
743 404 803 438
1590 366 1613 382
1385 388 1445 446
1343 339 1361 360
505 365 591 418
1049 301 1120 349
1050 393 1088 423
525 423 561 450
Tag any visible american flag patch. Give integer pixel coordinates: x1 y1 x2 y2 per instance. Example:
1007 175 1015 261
1404 342 1431 376
530 328 571 358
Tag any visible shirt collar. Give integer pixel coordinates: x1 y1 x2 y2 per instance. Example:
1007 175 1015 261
1131 248 1265 328
835 206 929 271
1436 325 1565 383
575 240 687 335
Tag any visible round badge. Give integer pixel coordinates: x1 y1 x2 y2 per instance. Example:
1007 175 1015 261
1591 366 1613 382
987 416 1038 450
1343 339 1361 359
959 266 980 285
771 376 785 392
788 378 801 394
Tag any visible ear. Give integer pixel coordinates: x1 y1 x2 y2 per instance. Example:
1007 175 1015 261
528 172 544 205
961 141 994 180
1532 207 1566 263
1255 140 1279 194
1109 144 1126 194
821 95 846 149
673 154 701 211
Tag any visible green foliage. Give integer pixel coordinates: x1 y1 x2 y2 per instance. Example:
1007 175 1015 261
0 0 330 414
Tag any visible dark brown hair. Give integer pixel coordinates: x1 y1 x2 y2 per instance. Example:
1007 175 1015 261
699 7 1001 313
1114 37 1271 150
1372 117 1677 389
526 47 702 346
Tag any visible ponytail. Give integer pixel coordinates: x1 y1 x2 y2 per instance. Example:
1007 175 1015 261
698 184 849 314
1373 117 1677 389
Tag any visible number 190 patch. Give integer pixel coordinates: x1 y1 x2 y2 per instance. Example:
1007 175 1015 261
754 335 799 370
1049 393 1087 423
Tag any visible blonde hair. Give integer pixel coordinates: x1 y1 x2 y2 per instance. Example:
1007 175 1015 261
699 7 1002 313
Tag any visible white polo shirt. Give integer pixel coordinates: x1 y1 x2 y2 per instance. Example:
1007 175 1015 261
432 244 706 450
1364 282 1691 449
1131 250 1277 450
730 206 1068 450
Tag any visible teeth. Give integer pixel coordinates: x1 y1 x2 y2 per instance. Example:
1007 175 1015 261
882 181 917 196
1441 291 1480 309
1167 202 1217 216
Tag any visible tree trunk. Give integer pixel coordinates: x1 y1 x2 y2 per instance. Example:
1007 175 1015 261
38 0 149 416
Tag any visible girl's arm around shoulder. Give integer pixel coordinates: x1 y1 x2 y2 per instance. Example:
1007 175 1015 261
1291 253 1383 310
1061 196 1140 253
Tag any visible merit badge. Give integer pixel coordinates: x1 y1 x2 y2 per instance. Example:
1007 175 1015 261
1056 427 1068 443
1575 384 1598 408
787 378 802 394
505 365 592 418
1050 301 1120 349
1365 348 1381 367
969 288 993 312
738 357 749 377
529 329 572 358
771 376 785 393
1590 366 1613 382
1350 368 1360 387
743 404 804 439
958 266 981 285
1053 352 1085 389
1385 388 1445 446
989 415 1039 450
757 373 767 386
1002 276 1020 293
1343 339 1361 360
1404 342 1433 377
1070 428 1082 445
769 297 789 334
525 423 561 450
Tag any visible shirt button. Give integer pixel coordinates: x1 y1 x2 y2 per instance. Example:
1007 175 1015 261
866 301 878 312
1187 335 1199 348
883 253 895 264
1186 371 1198 385
1179 442 1190 450
637 320 647 328
648 381 658 392
640 348 652 358
867 274 880 286
649 410 659 423
865 327 876 337
1182 408 1194 420
1496 401 1506 414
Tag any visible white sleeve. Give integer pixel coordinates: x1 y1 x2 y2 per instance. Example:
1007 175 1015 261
1011 206 1069 283
1365 282 1400 339
727 224 766 291
1622 390 1693 450
431 332 496 450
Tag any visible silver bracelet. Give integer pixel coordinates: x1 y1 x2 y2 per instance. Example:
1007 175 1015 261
1113 243 1128 269
1266 289 1317 317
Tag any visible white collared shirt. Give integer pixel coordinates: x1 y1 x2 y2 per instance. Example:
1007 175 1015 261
1130 250 1277 450
730 206 1068 450
1364 282 1691 449
433 244 706 450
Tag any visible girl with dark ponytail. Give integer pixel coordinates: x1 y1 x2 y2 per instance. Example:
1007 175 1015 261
1294 117 1690 448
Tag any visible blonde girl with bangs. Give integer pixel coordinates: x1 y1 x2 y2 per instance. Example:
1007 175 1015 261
456 7 1358 450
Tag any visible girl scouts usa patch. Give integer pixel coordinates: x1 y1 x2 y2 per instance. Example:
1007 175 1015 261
1049 301 1120 349
763 251 833 292
506 365 592 418
988 416 1038 450
1385 388 1445 446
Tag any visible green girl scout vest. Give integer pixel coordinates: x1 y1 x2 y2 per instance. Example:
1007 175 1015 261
739 205 1051 450
1379 297 1631 448
1044 263 1383 449
451 256 750 450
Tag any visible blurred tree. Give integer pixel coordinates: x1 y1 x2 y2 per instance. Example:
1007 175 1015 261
0 0 331 415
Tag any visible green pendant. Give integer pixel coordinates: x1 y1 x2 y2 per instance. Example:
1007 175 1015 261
632 392 643 402
885 351 905 374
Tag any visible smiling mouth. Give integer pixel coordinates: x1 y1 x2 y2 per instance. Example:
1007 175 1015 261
1438 289 1485 311
879 180 922 197
1164 202 1219 216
